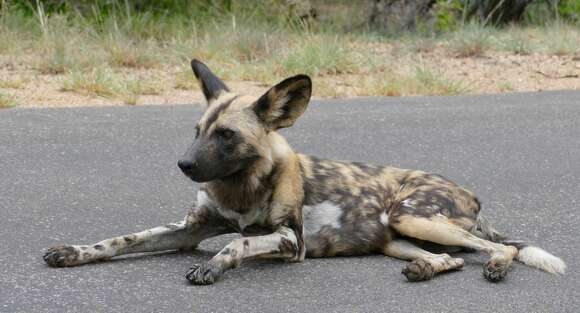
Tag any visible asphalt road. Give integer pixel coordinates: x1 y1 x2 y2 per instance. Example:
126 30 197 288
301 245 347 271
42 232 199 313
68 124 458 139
1 91 579 313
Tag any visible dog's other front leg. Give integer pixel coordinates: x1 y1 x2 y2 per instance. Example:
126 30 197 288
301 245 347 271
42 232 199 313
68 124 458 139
185 226 300 285
44 205 230 267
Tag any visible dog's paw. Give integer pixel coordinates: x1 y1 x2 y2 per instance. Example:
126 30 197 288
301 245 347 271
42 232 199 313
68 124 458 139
483 260 508 282
402 259 435 282
185 263 223 285
43 245 80 267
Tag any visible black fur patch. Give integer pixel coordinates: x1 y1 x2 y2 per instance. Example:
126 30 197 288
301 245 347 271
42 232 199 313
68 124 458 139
191 59 229 101
279 237 298 256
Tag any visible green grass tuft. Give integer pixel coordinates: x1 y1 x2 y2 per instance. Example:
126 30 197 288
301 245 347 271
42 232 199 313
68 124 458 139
61 68 119 98
280 35 357 76
61 68 163 104
0 93 17 108
447 23 492 58
414 66 467 95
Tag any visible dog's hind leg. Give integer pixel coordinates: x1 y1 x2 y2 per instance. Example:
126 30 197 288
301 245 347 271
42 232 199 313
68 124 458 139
383 239 465 281
389 212 518 282
44 205 231 267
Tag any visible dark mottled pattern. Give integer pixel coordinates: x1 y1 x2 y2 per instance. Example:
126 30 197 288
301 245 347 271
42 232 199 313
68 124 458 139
301 155 401 257
219 247 238 258
93 244 105 251
390 172 480 225
278 237 298 258
299 155 481 258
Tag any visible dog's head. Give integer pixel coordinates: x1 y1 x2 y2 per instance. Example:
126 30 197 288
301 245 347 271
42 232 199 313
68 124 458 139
178 59 312 182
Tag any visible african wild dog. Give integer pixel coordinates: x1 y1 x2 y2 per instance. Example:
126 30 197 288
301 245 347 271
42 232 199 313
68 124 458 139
44 59 566 284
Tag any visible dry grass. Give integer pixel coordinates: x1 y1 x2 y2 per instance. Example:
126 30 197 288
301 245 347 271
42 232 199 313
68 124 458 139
0 92 16 108
542 24 580 55
174 69 201 91
353 65 467 97
446 23 492 58
104 36 161 69
60 68 163 104
0 77 28 89
497 81 514 92
0 2 578 106
60 68 119 98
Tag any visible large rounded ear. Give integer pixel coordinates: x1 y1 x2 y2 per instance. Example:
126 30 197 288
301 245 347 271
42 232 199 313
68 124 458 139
252 75 312 131
191 59 230 105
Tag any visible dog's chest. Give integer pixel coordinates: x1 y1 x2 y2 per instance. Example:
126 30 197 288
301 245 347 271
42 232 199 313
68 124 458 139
197 190 270 233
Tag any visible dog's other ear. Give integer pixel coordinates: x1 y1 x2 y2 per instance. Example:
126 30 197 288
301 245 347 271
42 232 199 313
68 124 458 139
191 59 229 105
252 75 312 131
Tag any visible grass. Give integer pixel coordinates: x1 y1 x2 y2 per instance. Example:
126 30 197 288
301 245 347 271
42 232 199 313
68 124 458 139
446 23 493 58
354 65 468 97
61 68 119 98
0 77 27 89
280 36 358 76
104 35 161 69
119 78 163 105
413 66 467 95
446 21 580 57
542 23 580 55
498 81 514 92
0 92 17 108
0 1 579 103
60 68 163 104
174 68 200 91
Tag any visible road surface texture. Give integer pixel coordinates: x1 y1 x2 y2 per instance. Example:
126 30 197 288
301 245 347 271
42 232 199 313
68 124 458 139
1 91 579 313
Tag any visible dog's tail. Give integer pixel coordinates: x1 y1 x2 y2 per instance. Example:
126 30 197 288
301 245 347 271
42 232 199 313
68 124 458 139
473 214 566 275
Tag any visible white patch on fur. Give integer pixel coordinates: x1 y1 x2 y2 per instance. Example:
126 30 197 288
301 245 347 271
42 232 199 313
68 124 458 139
217 206 265 230
380 211 389 226
268 132 292 162
271 95 290 119
401 199 414 207
517 246 566 275
197 191 215 208
303 201 342 236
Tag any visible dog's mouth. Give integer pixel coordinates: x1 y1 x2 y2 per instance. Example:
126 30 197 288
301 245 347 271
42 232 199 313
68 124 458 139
183 166 251 184
182 171 214 183
180 166 240 183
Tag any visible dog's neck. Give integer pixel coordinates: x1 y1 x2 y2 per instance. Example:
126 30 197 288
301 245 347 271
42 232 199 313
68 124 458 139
204 155 276 213
203 132 297 213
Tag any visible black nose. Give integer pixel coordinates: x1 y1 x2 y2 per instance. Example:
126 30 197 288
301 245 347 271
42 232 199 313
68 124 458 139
178 159 196 172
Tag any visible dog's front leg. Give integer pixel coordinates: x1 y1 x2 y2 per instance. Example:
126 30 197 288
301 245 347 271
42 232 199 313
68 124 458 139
44 205 231 267
185 226 300 285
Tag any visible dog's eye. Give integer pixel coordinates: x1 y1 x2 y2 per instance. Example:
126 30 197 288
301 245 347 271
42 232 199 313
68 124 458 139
216 128 235 140
195 125 200 139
